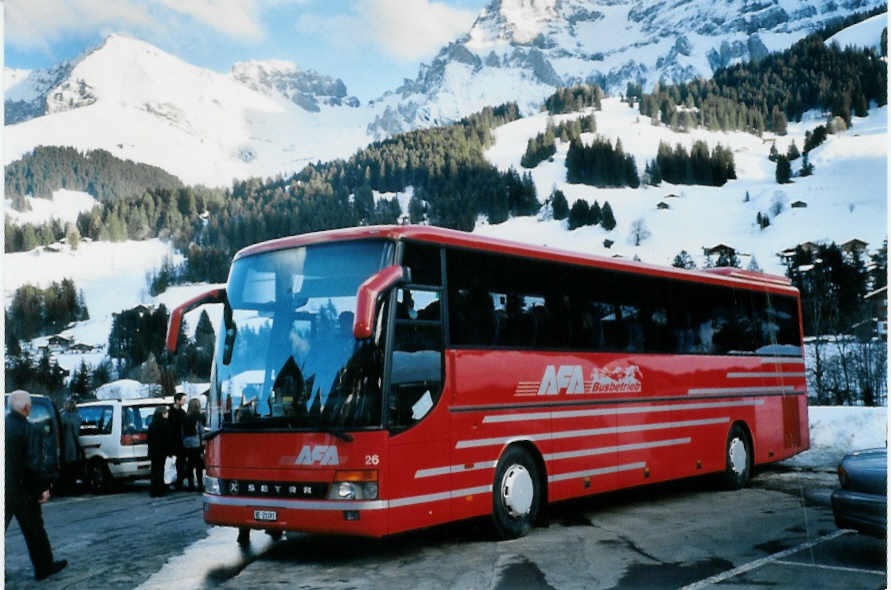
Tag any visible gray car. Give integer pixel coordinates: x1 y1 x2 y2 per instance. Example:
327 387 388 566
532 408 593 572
831 448 887 538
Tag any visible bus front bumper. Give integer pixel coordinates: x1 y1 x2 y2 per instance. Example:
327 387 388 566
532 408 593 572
202 494 389 537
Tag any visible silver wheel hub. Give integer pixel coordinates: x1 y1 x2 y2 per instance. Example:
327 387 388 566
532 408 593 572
729 437 747 475
501 464 533 518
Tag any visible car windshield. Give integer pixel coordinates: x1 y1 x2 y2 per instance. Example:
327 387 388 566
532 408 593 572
209 239 394 432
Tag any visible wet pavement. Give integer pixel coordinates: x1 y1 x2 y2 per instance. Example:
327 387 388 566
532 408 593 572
4 471 886 589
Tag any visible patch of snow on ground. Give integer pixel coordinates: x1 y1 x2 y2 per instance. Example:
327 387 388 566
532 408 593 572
781 406 887 469
4 189 98 226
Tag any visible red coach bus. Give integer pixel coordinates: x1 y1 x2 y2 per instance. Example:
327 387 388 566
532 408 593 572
166 225 808 540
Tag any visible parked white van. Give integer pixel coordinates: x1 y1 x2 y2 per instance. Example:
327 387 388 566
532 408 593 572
77 397 172 492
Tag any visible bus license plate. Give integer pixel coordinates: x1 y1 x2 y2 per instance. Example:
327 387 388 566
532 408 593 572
253 510 277 521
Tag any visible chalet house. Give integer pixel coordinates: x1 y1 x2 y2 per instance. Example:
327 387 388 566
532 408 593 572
864 286 887 337
790 201 807 208
664 193 680 199
702 244 736 259
777 241 820 262
47 335 72 351
69 343 95 353
841 239 868 256
657 202 670 210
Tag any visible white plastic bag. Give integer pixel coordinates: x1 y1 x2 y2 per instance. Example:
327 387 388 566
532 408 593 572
163 456 177 485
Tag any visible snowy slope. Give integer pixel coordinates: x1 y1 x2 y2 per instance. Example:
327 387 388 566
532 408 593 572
825 13 887 52
4 189 98 226
476 98 887 276
4 35 373 187
2 239 219 374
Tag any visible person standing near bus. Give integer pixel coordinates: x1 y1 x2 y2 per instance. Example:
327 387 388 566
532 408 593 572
5 390 68 581
181 398 205 491
147 406 171 497
59 399 82 495
168 393 187 490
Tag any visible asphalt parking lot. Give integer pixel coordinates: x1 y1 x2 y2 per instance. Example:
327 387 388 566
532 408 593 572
5 468 886 589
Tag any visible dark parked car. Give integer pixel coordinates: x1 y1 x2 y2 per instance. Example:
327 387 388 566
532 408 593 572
831 448 887 538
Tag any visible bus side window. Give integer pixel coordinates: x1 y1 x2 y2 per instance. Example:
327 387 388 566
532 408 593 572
390 288 443 430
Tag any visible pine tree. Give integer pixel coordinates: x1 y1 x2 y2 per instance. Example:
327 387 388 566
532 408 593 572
600 202 616 231
775 155 792 184
672 250 696 269
568 199 590 230
551 189 569 220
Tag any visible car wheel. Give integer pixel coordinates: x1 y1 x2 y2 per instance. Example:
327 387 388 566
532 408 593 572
721 424 751 490
88 459 114 494
491 446 541 539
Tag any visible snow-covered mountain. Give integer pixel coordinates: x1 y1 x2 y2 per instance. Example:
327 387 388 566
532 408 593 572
4 35 373 186
5 2 886 185
366 0 887 137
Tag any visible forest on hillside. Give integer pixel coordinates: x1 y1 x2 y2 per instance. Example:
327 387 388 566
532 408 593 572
630 17 887 135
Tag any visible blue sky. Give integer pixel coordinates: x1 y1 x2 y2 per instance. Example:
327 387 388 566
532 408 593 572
5 0 489 100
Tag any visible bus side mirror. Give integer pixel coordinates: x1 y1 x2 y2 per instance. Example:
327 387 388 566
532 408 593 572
354 265 405 340
166 288 227 354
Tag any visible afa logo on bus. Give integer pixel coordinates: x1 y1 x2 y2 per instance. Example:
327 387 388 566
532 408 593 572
296 445 340 466
534 364 643 395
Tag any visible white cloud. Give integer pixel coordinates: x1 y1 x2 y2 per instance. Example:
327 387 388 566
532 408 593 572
5 0 276 51
6 0 155 50
157 0 265 42
296 0 477 62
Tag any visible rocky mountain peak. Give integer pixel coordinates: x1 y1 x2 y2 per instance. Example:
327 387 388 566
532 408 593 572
231 60 360 112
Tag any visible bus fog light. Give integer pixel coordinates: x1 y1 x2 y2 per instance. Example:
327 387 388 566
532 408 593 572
204 475 221 495
336 482 356 499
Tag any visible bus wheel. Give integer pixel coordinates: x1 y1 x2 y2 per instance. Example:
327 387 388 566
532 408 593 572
721 424 751 490
491 446 541 539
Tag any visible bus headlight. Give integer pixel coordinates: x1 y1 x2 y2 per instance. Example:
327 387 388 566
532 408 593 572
204 475 221 495
327 470 378 500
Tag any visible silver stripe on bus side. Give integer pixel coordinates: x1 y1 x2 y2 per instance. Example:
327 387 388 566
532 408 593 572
205 486 493 511
760 357 805 365
544 437 691 461
482 399 763 424
388 485 493 508
415 461 498 479
456 417 729 449
548 461 646 483
204 495 389 511
688 386 798 395
726 372 807 378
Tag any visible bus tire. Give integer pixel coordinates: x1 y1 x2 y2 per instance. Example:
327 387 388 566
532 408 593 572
721 424 751 490
491 445 541 539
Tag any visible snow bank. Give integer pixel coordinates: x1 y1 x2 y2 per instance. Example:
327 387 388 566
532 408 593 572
95 379 161 400
781 405 887 469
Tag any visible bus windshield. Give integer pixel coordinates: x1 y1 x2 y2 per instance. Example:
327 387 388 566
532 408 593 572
209 239 395 432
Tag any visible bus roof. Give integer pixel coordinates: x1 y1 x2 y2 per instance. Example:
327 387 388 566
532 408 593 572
234 225 797 296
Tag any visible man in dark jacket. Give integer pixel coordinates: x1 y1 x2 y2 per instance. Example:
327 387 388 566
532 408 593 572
168 393 187 490
147 406 171 497
5 390 68 581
